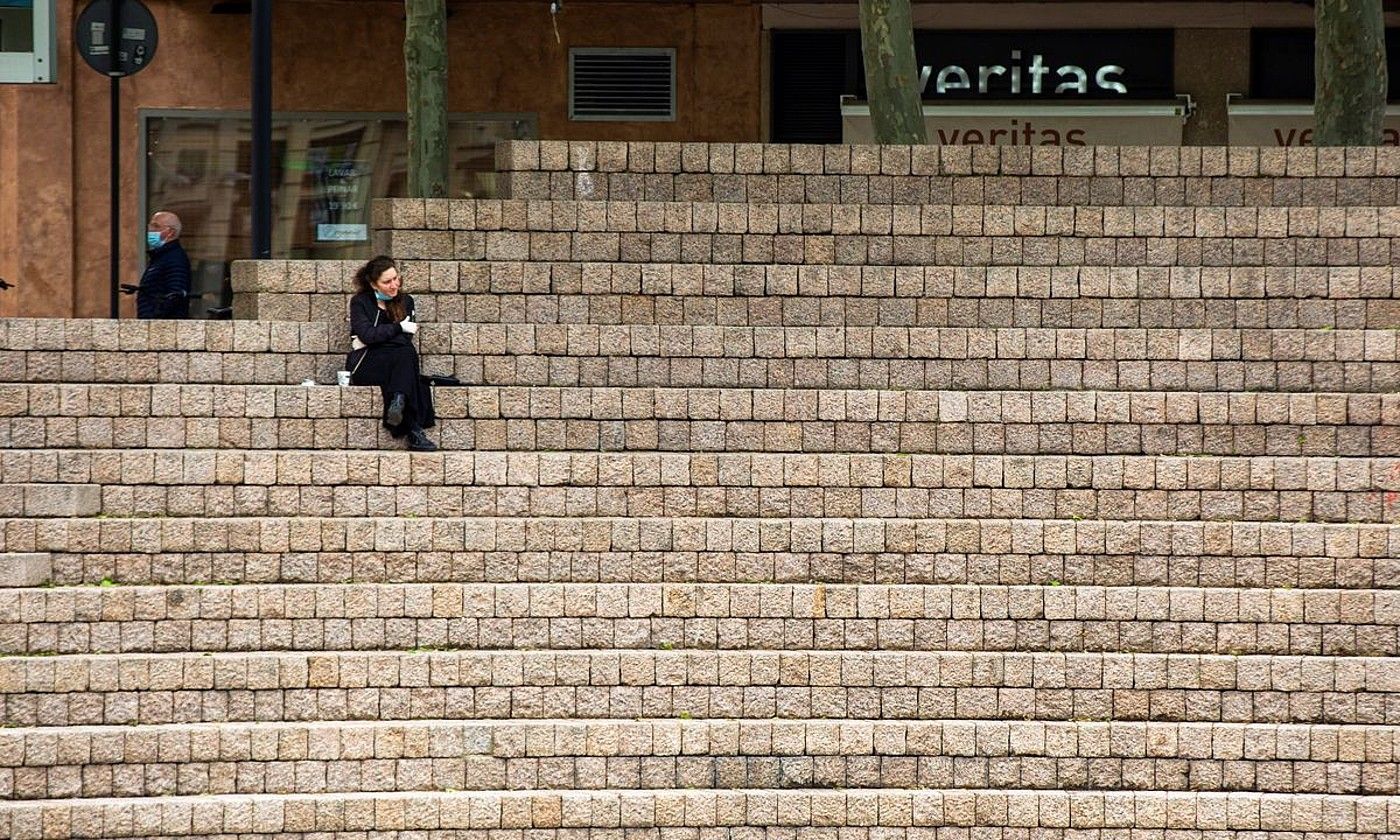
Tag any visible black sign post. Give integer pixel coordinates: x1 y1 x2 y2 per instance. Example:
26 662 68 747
76 0 159 319
251 0 272 260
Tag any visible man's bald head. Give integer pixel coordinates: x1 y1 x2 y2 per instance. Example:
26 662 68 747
150 211 183 240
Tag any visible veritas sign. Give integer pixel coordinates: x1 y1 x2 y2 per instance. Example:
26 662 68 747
841 98 1190 146
909 30 1174 100
919 52 1127 97
1227 98 1400 146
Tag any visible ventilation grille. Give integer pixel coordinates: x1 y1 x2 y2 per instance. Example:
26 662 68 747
569 48 675 121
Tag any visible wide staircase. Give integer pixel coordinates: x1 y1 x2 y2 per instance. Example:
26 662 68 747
0 143 1397 839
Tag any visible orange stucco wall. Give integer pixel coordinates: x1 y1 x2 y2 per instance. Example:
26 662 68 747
1 0 78 319
0 0 762 318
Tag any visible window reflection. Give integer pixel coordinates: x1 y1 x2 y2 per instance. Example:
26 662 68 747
144 112 536 315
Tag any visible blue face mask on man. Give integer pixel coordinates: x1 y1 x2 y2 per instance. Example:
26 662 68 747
146 231 164 250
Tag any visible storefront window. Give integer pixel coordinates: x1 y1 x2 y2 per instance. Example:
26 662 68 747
143 111 535 311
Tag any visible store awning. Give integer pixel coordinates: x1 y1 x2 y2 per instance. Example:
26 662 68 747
1226 95 1400 146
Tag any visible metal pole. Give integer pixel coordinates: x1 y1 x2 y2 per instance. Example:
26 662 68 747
251 0 272 258
108 0 122 319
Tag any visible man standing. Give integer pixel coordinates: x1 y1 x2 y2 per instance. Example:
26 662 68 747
138 211 192 319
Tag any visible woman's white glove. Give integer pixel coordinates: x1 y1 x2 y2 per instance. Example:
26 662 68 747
400 316 418 335
350 336 366 351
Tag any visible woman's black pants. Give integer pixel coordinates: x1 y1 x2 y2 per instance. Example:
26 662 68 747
351 344 436 437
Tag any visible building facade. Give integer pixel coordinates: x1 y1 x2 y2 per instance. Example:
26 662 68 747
1 0 1398 318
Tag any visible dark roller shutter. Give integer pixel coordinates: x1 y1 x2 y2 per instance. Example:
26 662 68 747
771 30 857 143
1251 28 1400 100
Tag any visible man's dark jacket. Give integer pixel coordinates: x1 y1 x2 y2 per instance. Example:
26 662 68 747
137 240 192 319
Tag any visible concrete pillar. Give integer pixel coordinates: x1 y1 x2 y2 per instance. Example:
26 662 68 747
1176 28 1250 146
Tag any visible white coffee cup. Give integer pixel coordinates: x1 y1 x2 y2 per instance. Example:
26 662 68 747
337 370 352 387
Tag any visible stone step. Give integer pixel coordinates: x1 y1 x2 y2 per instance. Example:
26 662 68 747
239 262 1400 300
235 262 1400 312
4 452 1394 522
502 165 1400 208
414 326 1400 365
2 649 1393 727
245 286 1400 329
1 581 1394 657
10 320 1394 364
443 266 1400 316
492 140 1400 205
31 549 1399 594
1 719 1393 799
7 517 1393 590
4 788 1396 839
374 201 1400 237
7 385 1396 456
0 321 339 386
419 357 1400 394
0 318 336 353
381 227 1400 267
13 353 1400 393
6 321 1398 391
498 165 1400 211
408 325 1400 394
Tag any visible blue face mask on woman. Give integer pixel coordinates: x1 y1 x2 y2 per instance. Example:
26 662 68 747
374 290 394 301
146 232 164 250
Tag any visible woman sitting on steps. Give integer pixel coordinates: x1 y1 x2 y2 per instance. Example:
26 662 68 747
347 255 438 451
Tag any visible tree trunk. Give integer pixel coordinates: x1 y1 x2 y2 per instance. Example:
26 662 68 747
1314 0 1388 146
405 0 450 197
858 0 927 144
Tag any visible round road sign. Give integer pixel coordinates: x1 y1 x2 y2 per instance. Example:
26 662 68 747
76 0 159 78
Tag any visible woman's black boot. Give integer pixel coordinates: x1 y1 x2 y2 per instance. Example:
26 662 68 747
407 427 438 452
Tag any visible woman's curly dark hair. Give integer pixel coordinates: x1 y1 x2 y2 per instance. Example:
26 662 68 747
354 255 406 323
